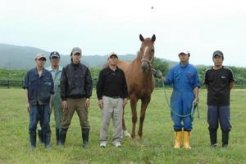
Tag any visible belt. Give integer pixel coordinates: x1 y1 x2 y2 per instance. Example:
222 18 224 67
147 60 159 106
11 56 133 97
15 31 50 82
111 96 120 99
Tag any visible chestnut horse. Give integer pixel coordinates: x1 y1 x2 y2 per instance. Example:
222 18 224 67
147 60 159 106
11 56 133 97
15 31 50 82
117 34 156 140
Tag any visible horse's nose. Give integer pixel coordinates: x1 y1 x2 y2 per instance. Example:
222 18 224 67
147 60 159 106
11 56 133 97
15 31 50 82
141 62 149 73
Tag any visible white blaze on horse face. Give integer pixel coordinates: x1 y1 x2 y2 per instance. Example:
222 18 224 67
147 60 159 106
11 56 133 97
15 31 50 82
143 46 149 58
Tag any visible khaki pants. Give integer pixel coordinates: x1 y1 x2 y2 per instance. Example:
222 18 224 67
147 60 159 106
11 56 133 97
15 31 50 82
61 98 90 129
100 96 123 144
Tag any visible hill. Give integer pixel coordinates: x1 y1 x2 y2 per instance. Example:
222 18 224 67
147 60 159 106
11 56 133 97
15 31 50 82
0 44 175 69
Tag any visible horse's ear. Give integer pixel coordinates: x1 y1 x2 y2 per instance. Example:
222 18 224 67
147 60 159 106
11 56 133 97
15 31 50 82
151 34 156 42
139 34 144 42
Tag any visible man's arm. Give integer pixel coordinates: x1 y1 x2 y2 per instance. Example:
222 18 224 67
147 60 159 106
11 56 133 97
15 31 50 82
25 89 30 112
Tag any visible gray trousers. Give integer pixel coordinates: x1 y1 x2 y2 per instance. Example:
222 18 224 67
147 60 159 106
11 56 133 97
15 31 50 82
100 96 123 143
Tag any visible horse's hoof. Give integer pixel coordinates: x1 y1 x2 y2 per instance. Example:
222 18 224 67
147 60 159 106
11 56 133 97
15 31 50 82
131 137 138 145
123 130 131 137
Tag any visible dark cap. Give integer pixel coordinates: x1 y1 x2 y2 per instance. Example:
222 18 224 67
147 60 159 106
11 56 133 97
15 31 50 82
71 47 82 56
213 50 224 59
108 52 118 58
49 51 60 59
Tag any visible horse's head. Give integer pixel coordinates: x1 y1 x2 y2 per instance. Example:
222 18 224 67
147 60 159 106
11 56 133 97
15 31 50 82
138 34 156 74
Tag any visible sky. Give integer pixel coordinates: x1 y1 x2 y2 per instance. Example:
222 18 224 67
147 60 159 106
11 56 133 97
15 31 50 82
1 0 246 66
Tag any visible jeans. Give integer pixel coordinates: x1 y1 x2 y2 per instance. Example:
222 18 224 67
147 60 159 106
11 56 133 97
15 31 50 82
29 104 51 146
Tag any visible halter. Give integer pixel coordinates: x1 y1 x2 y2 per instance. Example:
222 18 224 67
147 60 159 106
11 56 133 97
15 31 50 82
141 58 153 68
140 46 154 69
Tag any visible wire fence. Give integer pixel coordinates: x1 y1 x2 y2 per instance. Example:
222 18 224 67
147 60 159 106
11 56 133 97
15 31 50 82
1 79 246 89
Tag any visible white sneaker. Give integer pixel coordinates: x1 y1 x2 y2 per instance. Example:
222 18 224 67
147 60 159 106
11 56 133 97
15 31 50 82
113 142 121 147
100 142 107 148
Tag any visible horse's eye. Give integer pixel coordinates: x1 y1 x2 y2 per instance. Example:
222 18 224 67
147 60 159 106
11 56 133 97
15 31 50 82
151 49 155 54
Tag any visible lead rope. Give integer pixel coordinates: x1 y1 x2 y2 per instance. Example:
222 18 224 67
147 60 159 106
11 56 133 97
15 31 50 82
162 82 199 119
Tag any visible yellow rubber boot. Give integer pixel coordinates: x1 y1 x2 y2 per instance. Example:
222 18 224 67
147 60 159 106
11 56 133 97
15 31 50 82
183 131 191 149
174 131 182 149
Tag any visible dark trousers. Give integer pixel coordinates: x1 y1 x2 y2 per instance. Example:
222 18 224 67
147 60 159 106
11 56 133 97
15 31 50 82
29 104 51 147
207 105 231 132
207 105 231 146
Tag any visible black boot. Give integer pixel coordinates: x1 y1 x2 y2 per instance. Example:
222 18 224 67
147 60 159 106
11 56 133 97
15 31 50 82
222 131 229 147
44 132 51 148
82 128 90 148
30 132 36 149
56 128 60 145
209 129 217 147
38 129 44 144
59 128 68 145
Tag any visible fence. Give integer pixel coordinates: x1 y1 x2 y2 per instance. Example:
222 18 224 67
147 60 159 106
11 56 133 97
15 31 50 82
0 80 24 88
1 79 246 89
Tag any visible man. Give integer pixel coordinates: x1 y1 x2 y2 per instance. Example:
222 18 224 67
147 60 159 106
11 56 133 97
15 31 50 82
46 51 63 145
96 53 128 148
23 53 54 149
60 47 93 148
164 51 200 149
204 50 234 148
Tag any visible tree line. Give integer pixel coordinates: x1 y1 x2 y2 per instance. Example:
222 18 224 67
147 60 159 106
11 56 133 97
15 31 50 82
0 58 245 88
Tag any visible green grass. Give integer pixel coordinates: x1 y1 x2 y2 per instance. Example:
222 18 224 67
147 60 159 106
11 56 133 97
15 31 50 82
0 88 245 163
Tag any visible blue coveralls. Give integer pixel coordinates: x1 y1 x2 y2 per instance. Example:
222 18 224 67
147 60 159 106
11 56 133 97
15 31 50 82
24 68 54 147
164 63 200 131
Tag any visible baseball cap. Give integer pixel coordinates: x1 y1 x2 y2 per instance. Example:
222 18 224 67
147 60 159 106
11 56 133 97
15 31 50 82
49 51 60 59
35 53 46 61
213 50 224 59
178 51 190 56
71 47 82 56
108 52 118 58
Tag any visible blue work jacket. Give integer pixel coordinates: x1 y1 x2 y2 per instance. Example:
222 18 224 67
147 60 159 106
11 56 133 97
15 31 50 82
24 68 54 105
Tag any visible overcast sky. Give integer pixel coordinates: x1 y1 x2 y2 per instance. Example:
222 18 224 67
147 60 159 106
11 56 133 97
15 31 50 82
1 0 246 66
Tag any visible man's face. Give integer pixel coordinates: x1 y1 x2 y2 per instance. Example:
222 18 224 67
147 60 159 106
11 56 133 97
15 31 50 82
36 57 46 68
50 57 60 67
179 53 189 63
72 53 81 64
108 56 118 66
213 55 223 67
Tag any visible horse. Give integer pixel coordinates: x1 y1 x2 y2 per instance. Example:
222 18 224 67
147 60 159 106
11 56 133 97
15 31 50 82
117 34 156 140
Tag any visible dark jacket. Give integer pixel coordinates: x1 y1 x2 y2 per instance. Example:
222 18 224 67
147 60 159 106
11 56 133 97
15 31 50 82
23 68 54 105
60 63 93 100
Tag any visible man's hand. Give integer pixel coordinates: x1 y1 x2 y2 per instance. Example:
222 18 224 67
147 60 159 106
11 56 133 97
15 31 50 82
123 98 128 107
85 98 90 108
26 103 30 112
98 99 103 109
62 100 68 110
192 97 199 106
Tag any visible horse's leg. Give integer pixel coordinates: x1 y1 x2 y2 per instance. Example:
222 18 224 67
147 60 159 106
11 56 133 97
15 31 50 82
130 96 138 140
122 107 131 137
138 97 151 138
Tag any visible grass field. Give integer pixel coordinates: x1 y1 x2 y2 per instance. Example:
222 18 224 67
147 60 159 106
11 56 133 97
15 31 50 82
0 88 245 164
